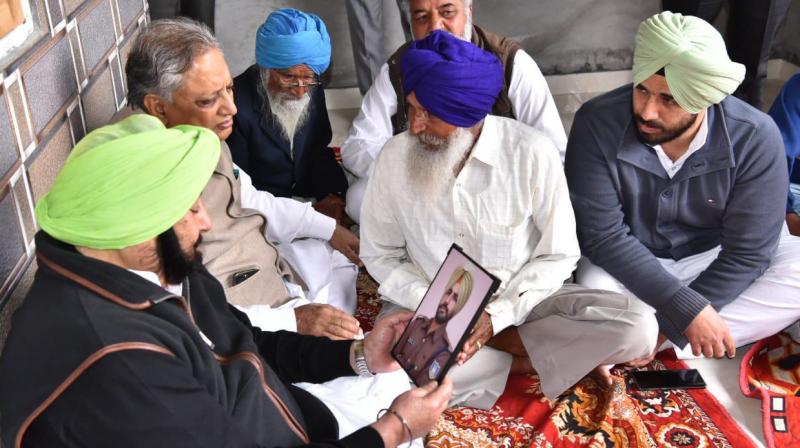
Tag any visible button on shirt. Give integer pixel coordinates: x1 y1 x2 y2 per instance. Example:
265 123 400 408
650 112 709 178
360 115 580 334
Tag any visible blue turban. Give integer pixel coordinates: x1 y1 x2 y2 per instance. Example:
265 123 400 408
400 30 503 127
255 8 331 74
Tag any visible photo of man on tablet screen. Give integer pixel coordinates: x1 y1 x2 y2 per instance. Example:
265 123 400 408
394 267 474 385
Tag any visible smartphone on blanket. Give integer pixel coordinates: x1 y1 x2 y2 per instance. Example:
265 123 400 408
630 369 707 390
391 244 500 387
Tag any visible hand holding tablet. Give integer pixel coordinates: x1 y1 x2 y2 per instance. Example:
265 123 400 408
391 244 500 387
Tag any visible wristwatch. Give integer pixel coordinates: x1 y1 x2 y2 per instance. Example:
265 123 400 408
353 340 374 377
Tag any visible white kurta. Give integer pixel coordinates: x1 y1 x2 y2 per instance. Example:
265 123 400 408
235 165 358 332
360 115 579 335
341 49 567 222
361 116 656 404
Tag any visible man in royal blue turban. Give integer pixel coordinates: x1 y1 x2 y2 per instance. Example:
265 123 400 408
769 73 800 236
228 8 351 227
360 30 657 409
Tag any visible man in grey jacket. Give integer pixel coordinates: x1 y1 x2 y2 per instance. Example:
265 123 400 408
566 11 800 361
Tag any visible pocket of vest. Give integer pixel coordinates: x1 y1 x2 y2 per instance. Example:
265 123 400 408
233 268 260 286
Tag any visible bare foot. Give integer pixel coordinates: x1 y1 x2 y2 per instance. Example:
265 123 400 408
510 355 534 375
487 327 527 357
592 364 614 388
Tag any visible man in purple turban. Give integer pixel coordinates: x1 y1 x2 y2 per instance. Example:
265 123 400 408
360 31 657 408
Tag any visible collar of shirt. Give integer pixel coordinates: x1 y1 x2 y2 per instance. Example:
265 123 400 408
469 120 500 168
649 111 709 178
127 268 183 296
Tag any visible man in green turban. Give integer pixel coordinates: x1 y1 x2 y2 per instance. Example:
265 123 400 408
0 115 453 447
565 11 800 363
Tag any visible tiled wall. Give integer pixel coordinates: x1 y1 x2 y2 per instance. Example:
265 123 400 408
0 0 150 355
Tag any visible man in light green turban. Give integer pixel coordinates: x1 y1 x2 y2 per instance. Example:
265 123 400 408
566 11 800 364
0 114 453 447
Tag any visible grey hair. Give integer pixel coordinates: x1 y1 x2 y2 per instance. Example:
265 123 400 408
125 18 220 110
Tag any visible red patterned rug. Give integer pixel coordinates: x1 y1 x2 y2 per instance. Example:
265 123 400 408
356 271 757 448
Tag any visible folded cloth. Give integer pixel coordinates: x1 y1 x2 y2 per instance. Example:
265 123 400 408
400 30 503 127
255 8 331 74
633 11 744 114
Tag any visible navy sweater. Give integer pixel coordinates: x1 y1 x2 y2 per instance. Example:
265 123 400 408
565 85 787 346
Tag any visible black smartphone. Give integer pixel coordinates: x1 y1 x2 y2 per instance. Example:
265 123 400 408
630 369 706 390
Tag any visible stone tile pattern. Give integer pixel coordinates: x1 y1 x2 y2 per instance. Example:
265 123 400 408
78 0 117 74
0 90 18 180
23 36 77 135
0 0 149 328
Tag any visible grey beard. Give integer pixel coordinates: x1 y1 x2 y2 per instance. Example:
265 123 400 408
406 127 475 197
259 70 311 157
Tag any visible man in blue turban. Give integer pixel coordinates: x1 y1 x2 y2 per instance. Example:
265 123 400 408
360 30 657 408
227 8 351 226
769 73 800 236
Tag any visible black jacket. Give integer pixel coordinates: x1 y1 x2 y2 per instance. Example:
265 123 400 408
0 232 383 447
228 64 348 201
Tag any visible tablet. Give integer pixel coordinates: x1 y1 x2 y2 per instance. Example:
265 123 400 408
391 244 501 387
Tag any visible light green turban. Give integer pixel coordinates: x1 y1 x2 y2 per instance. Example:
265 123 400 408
35 114 220 249
632 11 745 114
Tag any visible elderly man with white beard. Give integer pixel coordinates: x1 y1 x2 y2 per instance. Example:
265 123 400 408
341 0 566 223
360 30 658 408
227 9 351 225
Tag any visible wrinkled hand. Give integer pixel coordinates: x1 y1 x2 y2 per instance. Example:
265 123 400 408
684 305 735 358
371 377 453 447
787 213 800 236
330 224 362 267
363 311 414 373
456 311 493 365
314 194 354 227
294 303 361 340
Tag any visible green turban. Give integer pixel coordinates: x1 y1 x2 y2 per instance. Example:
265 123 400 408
633 11 745 114
35 114 220 249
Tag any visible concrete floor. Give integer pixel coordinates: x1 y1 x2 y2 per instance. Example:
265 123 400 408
324 60 800 446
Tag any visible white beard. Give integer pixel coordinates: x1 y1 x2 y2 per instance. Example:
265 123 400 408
266 88 311 154
260 70 311 157
406 127 475 197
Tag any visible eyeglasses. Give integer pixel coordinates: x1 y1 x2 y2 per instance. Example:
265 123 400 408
273 70 321 88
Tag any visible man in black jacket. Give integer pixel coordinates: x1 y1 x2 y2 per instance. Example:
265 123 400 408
0 115 451 447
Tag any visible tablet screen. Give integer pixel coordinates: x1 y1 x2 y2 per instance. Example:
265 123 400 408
391 244 500 387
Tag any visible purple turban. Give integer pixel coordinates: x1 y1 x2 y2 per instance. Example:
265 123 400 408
400 30 503 127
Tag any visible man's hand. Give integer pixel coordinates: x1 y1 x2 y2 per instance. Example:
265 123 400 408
329 224 362 267
456 311 493 365
684 305 735 358
787 213 800 236
314 194 354 227
363 311 414 373
371 378 453 447
294 303 361 340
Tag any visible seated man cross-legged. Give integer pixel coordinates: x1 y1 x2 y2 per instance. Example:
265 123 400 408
361 30 657 408
566 12 800 362
0 115 452 447
125 18 360 337
227 9 352 225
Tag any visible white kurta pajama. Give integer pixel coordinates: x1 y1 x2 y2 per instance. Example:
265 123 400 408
234 164 358 330
361 116 657 406
233 165 414 440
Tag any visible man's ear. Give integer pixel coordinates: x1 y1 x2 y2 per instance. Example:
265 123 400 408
142 93 169 124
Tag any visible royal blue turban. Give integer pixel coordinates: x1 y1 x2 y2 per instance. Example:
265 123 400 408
400 30 503 127
255 8 331 75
